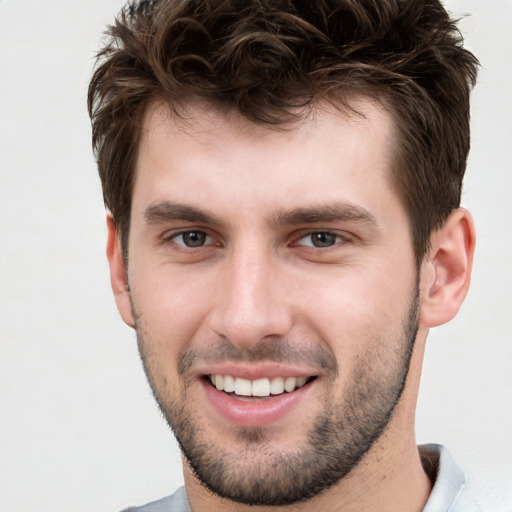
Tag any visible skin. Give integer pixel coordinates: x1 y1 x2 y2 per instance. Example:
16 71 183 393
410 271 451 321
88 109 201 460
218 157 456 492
107 99 475 512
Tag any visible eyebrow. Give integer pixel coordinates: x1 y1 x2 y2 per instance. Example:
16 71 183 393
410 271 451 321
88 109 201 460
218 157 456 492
144 201 223 225
144 200 378 228
271 203 378 227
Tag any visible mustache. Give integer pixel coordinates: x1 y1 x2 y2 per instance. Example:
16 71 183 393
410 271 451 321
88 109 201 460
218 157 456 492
177 337 338 377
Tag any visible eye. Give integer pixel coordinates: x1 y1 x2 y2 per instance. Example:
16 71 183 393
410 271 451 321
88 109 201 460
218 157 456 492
296 232 343 248
171 230 212 248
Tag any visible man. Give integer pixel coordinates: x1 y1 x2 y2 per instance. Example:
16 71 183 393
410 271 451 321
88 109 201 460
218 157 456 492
88 1 480 510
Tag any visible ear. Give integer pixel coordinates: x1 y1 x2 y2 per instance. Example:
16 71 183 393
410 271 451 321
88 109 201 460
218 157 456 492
106 215 135 328
419 208 476 328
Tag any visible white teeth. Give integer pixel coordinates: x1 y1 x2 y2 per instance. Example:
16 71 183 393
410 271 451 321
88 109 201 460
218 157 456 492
209 374 311 397
296 376 307 388
270 377 285 395
252 378 271 397
284 377 297 392
223 375 235 393
215 375 224 390
234 377 252 396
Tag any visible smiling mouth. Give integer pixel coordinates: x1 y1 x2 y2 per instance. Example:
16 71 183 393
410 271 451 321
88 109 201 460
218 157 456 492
207 374 317 399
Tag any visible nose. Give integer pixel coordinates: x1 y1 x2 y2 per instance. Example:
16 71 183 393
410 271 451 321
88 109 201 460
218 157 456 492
210 244 293 349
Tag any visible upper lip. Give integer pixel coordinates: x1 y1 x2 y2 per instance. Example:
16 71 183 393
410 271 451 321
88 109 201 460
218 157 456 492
195 362 318 380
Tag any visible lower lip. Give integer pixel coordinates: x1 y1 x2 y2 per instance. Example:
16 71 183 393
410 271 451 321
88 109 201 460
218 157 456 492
201 379 313 427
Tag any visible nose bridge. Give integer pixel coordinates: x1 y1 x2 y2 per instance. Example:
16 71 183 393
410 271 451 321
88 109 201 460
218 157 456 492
211 239 292 347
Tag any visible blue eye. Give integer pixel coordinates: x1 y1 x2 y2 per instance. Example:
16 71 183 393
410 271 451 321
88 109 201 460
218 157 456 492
172 231 211 247
297 232 342 248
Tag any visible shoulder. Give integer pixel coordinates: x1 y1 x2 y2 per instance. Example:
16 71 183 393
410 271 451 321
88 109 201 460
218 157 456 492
120 486 190 512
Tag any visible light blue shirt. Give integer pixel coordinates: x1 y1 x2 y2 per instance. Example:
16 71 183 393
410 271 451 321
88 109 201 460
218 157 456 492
421 444 481 512
122 444 480 511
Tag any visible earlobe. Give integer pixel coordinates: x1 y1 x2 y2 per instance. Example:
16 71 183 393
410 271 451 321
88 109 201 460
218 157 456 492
106 215 135 329
419 208 476 328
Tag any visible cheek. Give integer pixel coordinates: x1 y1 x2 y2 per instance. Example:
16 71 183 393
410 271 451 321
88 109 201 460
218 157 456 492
131 267 213 358
301 268 415 353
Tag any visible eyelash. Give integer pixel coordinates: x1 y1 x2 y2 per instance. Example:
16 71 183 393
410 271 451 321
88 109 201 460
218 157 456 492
163 229 349 251
166 230 215 248
293 231 347 249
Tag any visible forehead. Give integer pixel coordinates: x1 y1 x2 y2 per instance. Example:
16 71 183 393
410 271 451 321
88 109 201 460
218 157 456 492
133 98 400 225
139 97 394 148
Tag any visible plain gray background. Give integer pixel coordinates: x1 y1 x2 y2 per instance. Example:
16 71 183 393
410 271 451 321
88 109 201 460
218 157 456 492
0 1 511 510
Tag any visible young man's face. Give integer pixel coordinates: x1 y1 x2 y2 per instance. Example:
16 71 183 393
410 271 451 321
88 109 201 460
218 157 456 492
114 100 424 505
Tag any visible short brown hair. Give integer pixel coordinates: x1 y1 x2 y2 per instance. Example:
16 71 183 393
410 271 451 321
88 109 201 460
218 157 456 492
88 0 478 263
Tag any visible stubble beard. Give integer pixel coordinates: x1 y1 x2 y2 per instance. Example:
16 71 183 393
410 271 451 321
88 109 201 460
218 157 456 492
134 284 420 506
